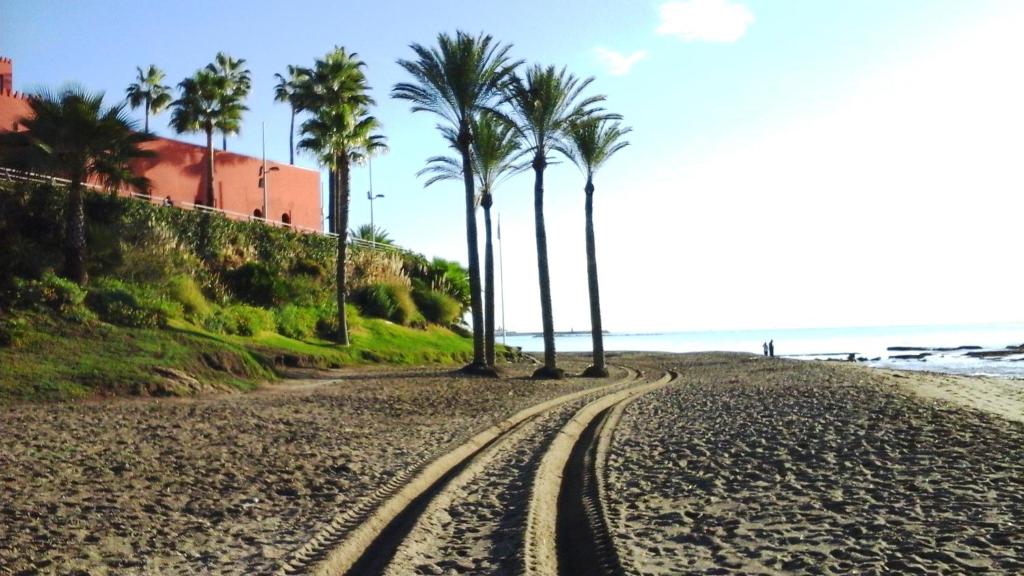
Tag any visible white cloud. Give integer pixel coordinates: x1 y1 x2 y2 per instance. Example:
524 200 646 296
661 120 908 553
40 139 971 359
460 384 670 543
656 0 755 43
594 48 649 76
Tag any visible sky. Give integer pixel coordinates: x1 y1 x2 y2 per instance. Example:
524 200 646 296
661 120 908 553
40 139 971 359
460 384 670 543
2 0 1023 332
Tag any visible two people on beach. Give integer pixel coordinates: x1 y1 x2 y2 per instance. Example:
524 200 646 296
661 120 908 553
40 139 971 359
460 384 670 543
763 340 774 357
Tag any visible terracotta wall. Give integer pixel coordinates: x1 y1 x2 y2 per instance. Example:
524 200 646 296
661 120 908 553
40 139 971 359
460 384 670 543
0 57 322 232
131 138 320 230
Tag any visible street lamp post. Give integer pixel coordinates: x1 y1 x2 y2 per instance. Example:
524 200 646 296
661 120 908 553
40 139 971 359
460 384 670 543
367 158 383 247
260 122 279 221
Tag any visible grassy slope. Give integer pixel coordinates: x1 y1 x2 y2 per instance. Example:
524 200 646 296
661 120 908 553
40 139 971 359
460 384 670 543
0 312 474 402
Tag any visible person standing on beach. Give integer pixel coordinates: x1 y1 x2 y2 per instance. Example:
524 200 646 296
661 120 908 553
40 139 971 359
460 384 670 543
769 340 775 357
763 342 769 357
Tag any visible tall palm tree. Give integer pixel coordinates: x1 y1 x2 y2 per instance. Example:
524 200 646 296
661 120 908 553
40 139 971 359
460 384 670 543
273 65 309 165
0 88 153 285
298 47 387 346
207 52 251 151
505 65 607 378
125 64 171 134
555 117 631 377
392 31 520 375
170 68 229 206
419 112 527 366
297 48 375 235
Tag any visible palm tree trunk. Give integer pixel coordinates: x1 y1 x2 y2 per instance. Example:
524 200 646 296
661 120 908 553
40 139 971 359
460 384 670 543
327 168 336 234
205 126 215 207
144 98 150 134
335 155 351 346
289 108 296 165
482 193 496 367
583 180 608 377
532 155 561 378
222 133 227 151
65 179 88 286
458 129 487 371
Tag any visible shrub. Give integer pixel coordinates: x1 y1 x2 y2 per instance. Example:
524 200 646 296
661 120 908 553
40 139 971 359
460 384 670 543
13 272 92 321
87 279 179 328
0 316 27 348
353 282 422 327
204 304 275 336
313 302 363 339
167 275 211 321
291 257 325 279
275 305 318 340
413 288 462 326
227 262 282 307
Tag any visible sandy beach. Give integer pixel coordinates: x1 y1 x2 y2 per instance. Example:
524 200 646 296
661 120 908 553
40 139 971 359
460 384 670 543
1 353 1022 575
606 354 1024 575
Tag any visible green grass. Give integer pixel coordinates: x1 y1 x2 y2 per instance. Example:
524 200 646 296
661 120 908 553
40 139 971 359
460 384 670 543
0 310 474 402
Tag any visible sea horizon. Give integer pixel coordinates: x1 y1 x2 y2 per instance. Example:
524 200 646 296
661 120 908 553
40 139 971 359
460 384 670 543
503 321 1024 378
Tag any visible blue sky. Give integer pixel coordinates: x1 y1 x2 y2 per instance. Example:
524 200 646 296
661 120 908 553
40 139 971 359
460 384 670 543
3 0 1023 332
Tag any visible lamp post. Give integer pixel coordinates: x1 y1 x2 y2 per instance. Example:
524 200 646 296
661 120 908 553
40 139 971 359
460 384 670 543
260 122 279 221
367 157 383 247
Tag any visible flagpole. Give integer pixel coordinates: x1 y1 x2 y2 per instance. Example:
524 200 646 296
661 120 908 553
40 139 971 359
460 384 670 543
498 213 507 345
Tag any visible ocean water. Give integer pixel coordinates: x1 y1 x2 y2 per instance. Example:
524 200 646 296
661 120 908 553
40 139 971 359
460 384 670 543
502 323 1024 378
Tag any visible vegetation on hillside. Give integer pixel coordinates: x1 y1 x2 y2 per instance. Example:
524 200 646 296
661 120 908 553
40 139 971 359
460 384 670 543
0 181 483 401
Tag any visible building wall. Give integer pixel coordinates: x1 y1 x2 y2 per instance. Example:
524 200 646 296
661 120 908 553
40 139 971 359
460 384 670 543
132 138 322 230
0 56 322 232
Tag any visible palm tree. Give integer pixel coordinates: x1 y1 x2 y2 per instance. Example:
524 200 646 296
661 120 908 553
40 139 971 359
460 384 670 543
419 112 527 366
170 68 229 206
207 52 251 151
298 47 387 346
351 223 394 246
273 65 310 165
0 88 153 285
392 31 520 374
297 48 376 235
505 65 608 378
125 65 171 133
555 117 631 377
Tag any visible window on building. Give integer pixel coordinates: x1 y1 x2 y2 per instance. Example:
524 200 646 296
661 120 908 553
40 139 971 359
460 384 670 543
281 213 292 225
253 209 263 219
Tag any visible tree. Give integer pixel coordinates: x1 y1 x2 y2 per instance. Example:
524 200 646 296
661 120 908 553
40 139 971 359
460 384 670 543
298 47 387 346
392 31 520 374
351 223 393 245
419 112 527 366
555 116 631 377
273 65 310 165
125 64 171 134
505 65 607 379
170 68 230 206
0 88 153 285
207 52 251 151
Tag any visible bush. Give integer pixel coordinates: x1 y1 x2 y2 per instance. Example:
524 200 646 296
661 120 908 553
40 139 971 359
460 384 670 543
275 305 318 340
166 275 210 321
0 316 27 348
13 272 91 321
87 279 179 328
352 282 422 327
413 288 463 326
227 262 282 307
204 304 275 336
313 302 363 339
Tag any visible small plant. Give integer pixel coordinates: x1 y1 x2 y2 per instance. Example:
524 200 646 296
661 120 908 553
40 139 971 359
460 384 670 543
353 282 423 327
275 305 318 340
413 287 462 326
167 275 211 321
204 304 275 336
